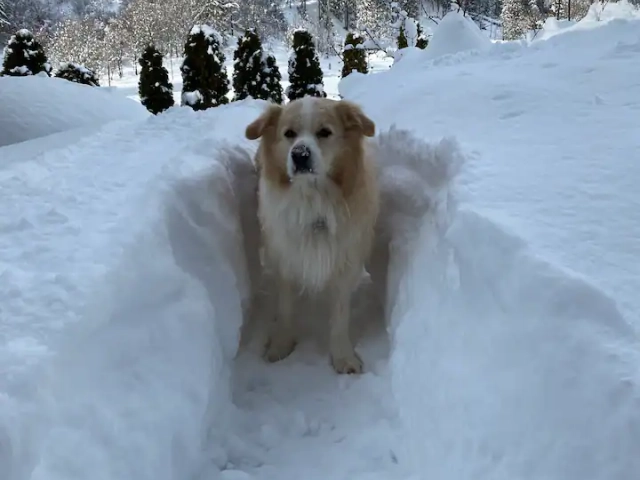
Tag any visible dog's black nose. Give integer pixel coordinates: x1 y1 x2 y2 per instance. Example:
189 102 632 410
291 144 312 173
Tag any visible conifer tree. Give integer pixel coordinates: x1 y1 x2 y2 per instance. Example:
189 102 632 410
286 29 326 101
501 0 535 41
232 28 265 101
341 32 368 78
416 23 429 49
261 53 284 104
397 23 408 49
138 45 174 115
1 29 51 77
180 25 229 110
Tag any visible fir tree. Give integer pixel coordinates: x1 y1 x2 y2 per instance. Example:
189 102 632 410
1 29 51 77
54 63 100 86
138 45 174 115
341 32 368 78
232 28 265 101
261 52 284 104
180 25 229 110
286 29 326 101
397 23 408 49
416 23 429 49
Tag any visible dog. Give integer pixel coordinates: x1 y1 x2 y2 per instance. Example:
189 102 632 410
245 96 379 374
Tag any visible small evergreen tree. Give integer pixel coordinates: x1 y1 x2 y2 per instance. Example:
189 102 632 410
341 32 368 78
138 45 174 115
416 23 429 49
261 53 284 104
286 29 326 101
232 28 266 101
180 24 229 110
55 63 100 86
397 23 408 50
1 29 51 77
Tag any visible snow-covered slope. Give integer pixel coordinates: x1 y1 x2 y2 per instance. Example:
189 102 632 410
341 8 640 479
0 76 149 147
1 5 640 480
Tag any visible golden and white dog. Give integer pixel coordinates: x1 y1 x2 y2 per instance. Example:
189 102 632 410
245 97 379 374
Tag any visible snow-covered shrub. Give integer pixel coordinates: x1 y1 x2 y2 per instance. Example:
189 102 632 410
261 53 284 104
1 29 51 77
286 29 326 101
180 24 229 110
54 62 100 86
416 23 429 49
232 28 265 102
138 45 174 115
342 32 368 79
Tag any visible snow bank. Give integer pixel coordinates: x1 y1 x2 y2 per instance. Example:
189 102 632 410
0 76 149 147
535 0 640 41
0 102 265 480
342 11 640 480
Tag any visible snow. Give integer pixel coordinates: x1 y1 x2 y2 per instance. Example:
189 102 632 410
2 4 640 480
340 8 640 479
0 76 149 147
423 10 491 60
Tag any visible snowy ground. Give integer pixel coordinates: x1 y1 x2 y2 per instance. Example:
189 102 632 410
1 4 640 480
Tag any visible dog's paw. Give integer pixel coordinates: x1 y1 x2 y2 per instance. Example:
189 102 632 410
264 336 297 363
331 350 363 375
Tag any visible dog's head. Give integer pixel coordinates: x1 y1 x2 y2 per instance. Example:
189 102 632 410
245 97 375 186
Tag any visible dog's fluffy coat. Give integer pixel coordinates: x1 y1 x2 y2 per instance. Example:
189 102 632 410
245 97 379 374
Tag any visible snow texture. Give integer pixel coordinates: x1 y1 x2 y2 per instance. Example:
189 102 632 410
2 6 640 480
0 76 148 147
423 10 491 60
340 8 640 479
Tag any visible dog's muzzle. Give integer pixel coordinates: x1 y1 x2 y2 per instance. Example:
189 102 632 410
290 144 313 174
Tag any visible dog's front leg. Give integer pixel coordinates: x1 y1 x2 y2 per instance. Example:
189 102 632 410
264 276 297 363
328 285 362 374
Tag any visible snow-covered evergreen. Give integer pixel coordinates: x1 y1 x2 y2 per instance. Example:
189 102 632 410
54 62 100 86
261 52 284 105
416 22 429 49
342 31 368 78
286 29 326 101
1 29 51 77
138 45 174 115
180 24 229 110
232 28 266 102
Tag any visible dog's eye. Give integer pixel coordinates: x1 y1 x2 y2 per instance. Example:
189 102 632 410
284 129 297 139
317 128 332 138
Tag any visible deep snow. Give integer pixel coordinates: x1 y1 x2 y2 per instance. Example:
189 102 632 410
0 76 149 147
1 4 640 480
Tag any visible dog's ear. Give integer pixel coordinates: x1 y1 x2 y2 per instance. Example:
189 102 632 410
245 104 282 140
336 101 375 137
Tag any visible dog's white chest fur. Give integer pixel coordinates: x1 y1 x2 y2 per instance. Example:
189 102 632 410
259 177 351 291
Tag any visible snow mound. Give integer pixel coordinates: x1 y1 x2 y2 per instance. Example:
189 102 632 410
423 10 491 60
0 76 149 147
536 0 640 41
0 102 265 480
341 12 640 480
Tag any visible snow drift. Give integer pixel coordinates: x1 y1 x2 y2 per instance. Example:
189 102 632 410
340 8 640 480
0 102 264 480
0 76 149 147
